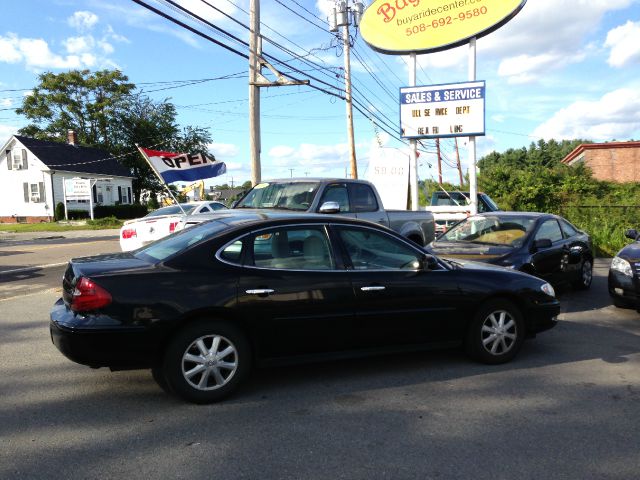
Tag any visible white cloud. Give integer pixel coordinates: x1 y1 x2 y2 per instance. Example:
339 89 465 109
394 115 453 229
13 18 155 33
0 98 12 107
0 35 22 63
63 36 95 54
68 11 99 31
497 52 585 84
532 88 640 141
208 143 239 158
0 123 18 139
605 20 640 67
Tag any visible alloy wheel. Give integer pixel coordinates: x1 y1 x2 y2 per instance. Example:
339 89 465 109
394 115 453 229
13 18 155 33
480 309 518 356
181 334 238 391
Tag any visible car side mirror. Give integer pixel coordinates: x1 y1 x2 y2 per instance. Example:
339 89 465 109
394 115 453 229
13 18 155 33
532 238 552 251
422 253 439 270
625 228 639 240
319 201 340 214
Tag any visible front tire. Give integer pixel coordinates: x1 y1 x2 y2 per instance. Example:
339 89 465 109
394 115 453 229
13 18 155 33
162 320 251 404
466 299 525 364
572 258 593 290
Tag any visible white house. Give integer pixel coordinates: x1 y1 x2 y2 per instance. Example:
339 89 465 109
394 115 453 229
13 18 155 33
1 132 134 223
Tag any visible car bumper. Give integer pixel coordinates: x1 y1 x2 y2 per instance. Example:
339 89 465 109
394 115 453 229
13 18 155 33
608 270 640 307
50 298 158 370
525 301 560 334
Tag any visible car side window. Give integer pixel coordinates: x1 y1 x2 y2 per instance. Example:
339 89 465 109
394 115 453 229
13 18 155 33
210 202 225 211
220 240 243 264
199 205 212 213
251 227 334 270
337 227 421 270
319 184 350 212
350 184 378 212
559 219 579 238
535 220 563 243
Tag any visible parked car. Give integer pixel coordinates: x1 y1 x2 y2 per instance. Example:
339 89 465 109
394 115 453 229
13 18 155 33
427 212 593 289
119 201 227 251
232 178 436 245
425 190 500 233
608 228 640 309
50 213 559 404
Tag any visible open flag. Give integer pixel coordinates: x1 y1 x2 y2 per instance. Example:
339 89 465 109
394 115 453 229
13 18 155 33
139 147 226 183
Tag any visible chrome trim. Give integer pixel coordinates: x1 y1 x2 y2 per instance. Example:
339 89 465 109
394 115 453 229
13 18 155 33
245 289 275 295
360 286 386 291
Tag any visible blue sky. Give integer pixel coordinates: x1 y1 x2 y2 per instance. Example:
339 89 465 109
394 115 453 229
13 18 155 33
1 0 639 187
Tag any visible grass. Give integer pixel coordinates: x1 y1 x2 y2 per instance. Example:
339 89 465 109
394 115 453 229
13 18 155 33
0 218 122 233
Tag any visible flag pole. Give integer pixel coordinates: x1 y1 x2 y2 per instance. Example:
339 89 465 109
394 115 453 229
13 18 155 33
136 144 186 214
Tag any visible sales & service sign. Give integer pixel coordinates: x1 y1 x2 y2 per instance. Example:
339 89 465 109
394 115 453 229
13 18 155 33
361 0 527 54
400 81 485 139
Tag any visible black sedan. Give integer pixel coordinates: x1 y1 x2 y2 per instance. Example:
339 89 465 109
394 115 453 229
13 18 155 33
50 213 559 403
609 228 640 309
427 212 593 289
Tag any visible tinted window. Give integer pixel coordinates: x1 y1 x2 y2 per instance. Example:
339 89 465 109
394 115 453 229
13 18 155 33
350 184 378 212
535 220 563 243
135 220 229 261
337 227 420 270
210 202 226 211
250 227 334 270
559 218 579 238
220 240 243 264
320 184 350 212
145 204 196 217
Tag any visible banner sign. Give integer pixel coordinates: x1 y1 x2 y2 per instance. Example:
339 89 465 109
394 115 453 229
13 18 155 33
141 148 226 183
366 149 409 209
360 0 527 54
64 178 91 200
400 80 485 139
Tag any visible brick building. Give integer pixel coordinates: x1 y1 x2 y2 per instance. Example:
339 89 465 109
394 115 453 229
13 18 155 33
561 141 640 183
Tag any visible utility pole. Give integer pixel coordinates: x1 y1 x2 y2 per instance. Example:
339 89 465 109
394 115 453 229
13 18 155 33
330 1 364 180
249 0 261 186
249 0 309 186
436 138 442 184
455 138 464 186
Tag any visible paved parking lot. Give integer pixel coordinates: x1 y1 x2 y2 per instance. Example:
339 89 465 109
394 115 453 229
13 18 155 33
0 248 638 479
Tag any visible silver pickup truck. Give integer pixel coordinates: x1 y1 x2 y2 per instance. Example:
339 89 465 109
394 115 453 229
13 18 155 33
196 178 435 246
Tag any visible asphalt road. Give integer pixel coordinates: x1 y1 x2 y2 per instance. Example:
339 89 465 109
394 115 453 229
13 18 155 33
0 235 639 479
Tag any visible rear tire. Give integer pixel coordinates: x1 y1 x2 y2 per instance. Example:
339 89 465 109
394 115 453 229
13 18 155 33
162 320 251 404
466 299 525 364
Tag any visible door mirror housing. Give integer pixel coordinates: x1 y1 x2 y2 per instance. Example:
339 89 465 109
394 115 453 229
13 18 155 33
532 238 552 251
422 253 439 270
625 228 639 240
319 201 340 214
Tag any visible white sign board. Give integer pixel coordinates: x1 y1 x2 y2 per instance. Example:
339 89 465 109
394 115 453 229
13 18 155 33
366 149 409 210
400 81 485 139
64 178 91 200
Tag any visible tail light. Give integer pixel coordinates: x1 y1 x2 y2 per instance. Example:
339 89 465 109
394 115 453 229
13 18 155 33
169 221 179 233
71 277 112 312
121 228 137 239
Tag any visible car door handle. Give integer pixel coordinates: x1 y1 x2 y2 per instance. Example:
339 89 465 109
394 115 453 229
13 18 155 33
360 286 385 292
246 289 275 295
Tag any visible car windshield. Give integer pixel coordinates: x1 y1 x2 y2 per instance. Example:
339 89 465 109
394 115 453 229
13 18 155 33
134 220 229 261
439 215 536 247
144 204 197 217
235 182 319 211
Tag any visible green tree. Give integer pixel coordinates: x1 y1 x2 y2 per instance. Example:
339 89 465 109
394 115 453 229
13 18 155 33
17 69 214 204
17 69 134 148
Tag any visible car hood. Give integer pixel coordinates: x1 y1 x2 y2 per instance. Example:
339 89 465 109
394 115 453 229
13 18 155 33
428 241 514 263
615 241 640 262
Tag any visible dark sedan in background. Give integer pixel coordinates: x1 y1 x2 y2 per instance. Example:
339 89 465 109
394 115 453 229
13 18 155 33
427 212 593 290
50 213 559 404
609 228 640 309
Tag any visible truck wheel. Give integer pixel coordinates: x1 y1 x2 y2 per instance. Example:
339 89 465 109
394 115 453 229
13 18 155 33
162 320 251 404
465 299 525 364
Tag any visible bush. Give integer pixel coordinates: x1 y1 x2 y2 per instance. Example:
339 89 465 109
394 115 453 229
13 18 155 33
86 216 122 228
93 204 148 219
67 209 90 220
55 202 65 221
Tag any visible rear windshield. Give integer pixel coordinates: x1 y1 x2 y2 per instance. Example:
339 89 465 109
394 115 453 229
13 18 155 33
440 215 536 247
235 182 319 211
145 204 196 217
134 220 229 261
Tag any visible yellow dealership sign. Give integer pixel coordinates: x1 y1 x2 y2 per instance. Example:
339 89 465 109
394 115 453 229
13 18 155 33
360 0 527 54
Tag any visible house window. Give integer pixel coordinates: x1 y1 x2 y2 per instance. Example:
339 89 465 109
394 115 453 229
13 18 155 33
23 182 45 203
12 149 28 170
